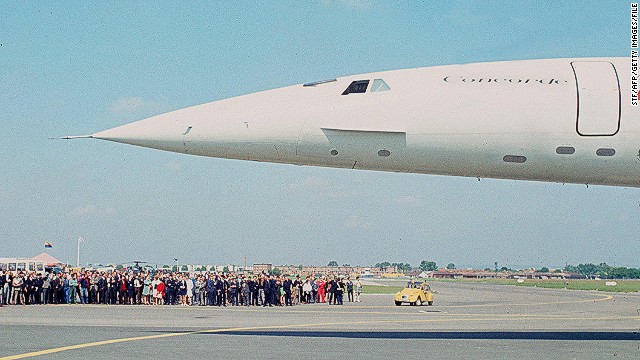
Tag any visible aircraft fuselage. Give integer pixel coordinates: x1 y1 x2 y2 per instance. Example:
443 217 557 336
86 58 640 187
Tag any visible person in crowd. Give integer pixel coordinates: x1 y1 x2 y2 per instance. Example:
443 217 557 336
283 276 292 306
178 274 188 306
155 278 165 305
346 277 354 302
229 276 238 306
0 270 6 306
133 275 143 305
216 275 226 307
262 274 273 307
127 275 135 305
199 276 207 305
11 272 24 305
89 273 98 304
354 276 362 302
68 274 78 304
34 273 43 304
311 277 318 303
187 274 195 306
302 278 312 304
334 277 344 305
194 276 202 305
293 275 302 305
248 276 257 306
142 275 151 305
51 273 60 304
241 279 251 307
78 274 87 304
151 275 160 305
0 270 8 306
24 273 33 305
166 275 176 305
256 276 264 306
206 275 216 306
317 277 326 303
98 273 107 304
119 275 127 305
326 277 335 305
269 275 277 306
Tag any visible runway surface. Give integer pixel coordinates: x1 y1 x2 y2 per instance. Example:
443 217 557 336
1 280 639 359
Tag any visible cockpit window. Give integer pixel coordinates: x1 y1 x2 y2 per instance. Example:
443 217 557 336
342 80 369 95
371 79 390 92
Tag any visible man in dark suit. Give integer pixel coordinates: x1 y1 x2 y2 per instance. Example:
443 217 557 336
268 275 277 307
98 274 107 304
34 273 44 304
216 275 226 306
283 277 293 306
206 275 216 306
0 270 5 306
262 274 271 307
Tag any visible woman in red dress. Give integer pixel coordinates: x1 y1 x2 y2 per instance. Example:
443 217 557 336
155 280 165 305
317 277 326 303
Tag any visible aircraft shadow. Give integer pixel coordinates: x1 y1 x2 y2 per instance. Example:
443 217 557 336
196 330 640 341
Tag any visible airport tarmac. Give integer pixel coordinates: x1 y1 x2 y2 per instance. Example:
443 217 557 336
1 280 639 359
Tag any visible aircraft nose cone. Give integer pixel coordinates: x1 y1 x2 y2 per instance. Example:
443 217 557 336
92 119 153 142
91 115 184 152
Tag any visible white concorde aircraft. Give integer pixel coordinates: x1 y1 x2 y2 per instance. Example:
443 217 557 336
65 58 640 187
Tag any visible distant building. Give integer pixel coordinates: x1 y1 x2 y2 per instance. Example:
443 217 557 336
431 268 571 279
253 263 273 274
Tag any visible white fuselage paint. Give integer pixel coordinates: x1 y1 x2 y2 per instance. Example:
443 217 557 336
89 58 640 187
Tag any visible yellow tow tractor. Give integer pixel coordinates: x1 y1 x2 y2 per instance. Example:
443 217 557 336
394 281 434 306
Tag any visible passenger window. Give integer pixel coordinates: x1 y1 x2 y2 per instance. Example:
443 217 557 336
503 155 527 163
342 80 369 95
556 146 575 155
371 79 390 92
596 148 615 156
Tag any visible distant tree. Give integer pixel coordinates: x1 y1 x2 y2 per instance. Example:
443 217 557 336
577 263 598 276
419 261 437 272
342 264 351 267
609 266 640 279
327 261 338 267
181 265 188 271
539 267 549 273
554 269 562 273
483 268 491 271
162 265 170 269
500 266 511 272
297 265 303 270
115 264 123 270
391 263 412 272
223 266 229 273
375 262 391 268
270 267 282 276
597 263 611 277
172 265 178 271
446 263 456 270
560 263 636 278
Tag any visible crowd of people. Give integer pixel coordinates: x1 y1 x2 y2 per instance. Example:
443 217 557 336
0 269 364 307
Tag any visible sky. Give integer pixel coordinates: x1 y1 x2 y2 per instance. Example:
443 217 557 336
1 1 638 269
